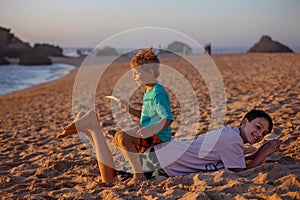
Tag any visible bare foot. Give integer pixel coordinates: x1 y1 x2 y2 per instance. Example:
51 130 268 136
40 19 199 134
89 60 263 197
125 176 146 185
125 173 147 185
57 110 97 139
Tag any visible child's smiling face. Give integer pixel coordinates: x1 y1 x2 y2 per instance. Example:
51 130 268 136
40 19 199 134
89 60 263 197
240 117 270 144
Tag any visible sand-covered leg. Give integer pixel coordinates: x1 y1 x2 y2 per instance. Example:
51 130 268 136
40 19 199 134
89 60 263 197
78 110 119 183
114 131 146 182
58 110 118 183
80 128 97 152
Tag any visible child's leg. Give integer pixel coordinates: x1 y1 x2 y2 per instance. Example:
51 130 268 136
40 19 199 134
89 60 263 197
57 110 85 138
114 130 146 180
60 110 118 183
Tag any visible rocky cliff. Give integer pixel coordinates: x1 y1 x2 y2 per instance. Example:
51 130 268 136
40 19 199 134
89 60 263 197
0 26 63 65
34 43 63 56
248 36 293 53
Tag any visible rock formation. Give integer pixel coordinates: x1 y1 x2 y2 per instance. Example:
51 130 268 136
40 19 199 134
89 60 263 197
0 27 12 57
34 43 63 56
0 27 35 58
0 26 63 65
19 54 52 65
248 36 293 53
0 56 9 65
167 41 192 54
93 46 119 56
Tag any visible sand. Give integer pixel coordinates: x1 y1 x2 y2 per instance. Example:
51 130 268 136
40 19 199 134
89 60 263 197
0 53 299 199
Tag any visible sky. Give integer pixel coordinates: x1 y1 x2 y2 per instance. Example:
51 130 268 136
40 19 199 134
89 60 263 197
0 0 300 51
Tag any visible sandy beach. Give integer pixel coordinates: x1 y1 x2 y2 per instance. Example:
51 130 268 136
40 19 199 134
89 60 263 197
0 53 299 199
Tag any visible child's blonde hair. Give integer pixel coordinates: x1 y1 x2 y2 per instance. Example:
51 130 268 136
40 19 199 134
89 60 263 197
130 47 160 77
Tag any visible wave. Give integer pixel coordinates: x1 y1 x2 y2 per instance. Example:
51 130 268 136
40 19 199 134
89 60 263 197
0 63 75 96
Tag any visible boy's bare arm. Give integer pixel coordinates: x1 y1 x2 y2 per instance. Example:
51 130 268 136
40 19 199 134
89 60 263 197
245 140 270 160
231 139 282 172
128 106 141 118
246 133 284 161
118 100 141 118
137 118 173 138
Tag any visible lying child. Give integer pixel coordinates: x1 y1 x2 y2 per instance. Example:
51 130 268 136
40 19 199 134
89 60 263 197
58 109 281 183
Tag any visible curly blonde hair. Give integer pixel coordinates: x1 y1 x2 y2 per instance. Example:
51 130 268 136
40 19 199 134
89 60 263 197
130 47 160 77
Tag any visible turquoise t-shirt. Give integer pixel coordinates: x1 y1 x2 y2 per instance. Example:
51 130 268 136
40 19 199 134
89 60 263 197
140 83 173 141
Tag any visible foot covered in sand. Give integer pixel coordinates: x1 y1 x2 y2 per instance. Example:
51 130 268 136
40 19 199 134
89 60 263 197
57 110 98 139
125 175 147 185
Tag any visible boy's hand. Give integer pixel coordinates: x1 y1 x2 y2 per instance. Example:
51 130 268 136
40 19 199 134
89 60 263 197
137 126 155 138
118 99 129 112
260 139 282 157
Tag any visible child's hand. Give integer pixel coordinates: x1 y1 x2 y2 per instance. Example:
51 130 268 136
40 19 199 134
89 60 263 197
260 139 282 157
118 99 129 112
137 126 154 138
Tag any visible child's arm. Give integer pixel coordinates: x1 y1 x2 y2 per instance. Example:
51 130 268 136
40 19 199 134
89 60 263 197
246 133 284 160
231 139 282 172
137 118 173 138
118 100 141 118
245 140 271 160
128 106 141 118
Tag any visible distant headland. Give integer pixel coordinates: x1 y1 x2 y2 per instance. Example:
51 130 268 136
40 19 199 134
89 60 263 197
248 35 293 53
0 26 63 65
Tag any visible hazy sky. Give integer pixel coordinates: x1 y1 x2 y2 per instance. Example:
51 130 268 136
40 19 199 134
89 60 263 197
1 0 299 50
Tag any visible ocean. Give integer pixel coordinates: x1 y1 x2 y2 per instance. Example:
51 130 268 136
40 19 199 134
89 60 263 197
1 45 298 96
0 63 75 96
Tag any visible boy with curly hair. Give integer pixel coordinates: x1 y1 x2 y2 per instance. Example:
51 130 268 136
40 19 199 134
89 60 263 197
114 47 173 182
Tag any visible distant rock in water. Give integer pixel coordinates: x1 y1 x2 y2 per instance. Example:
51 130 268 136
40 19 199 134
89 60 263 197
0 56 9 65
167 41 191 54
19 54 52 65
94 46 119 56
248 36 293 53
34 43 63 56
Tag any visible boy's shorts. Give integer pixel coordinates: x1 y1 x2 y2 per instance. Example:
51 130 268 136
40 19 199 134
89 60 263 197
140 147 169 179
135 135 162 153
117 147 168 180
